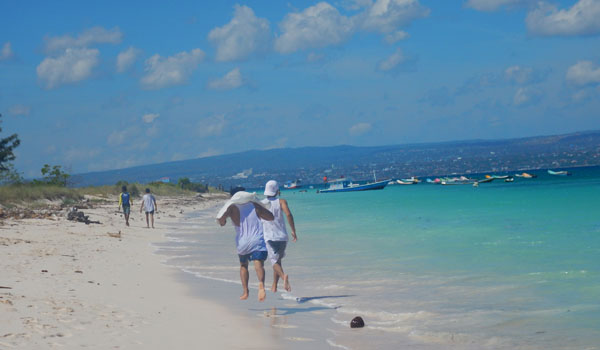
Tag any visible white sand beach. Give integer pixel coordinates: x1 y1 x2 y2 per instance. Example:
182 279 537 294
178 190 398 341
0 195 281 349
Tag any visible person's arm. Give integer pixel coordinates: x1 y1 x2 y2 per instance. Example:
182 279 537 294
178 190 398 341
217 209 228 226
153 195 157 212
280 199 297 242
253 203 274 221
217 205 235 226
118 193 122 209
129 195 133 206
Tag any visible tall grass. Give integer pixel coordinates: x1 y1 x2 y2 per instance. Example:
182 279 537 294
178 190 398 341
0 184 82 205
0 182 212 206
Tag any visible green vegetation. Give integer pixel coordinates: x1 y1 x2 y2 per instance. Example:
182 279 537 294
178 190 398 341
39 164 70 186
0 179 222 207
177 177 209 193
0 113 20 172
0 184 82 206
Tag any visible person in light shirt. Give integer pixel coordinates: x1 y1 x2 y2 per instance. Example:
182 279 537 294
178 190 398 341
140 188 157 228
261 180 297 292
217 188 274 301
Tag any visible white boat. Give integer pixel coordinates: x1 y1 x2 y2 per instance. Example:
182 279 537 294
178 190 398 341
283 179 301 189
548 169 570 176
317 178 389 193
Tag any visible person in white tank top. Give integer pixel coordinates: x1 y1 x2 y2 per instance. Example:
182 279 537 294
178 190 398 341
217 188 274 302
261 180 297 293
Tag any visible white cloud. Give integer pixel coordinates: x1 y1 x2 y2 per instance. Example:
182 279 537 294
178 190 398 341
338 0 374 10
360 0 429 34
566 61 600 86
208 68 244 90
140 48 205 89
505 65 534 84
142 113 159 123
513 87 541 106
1 42 14 61
8 104 31 116
198 114 226 137
377 48 406 71
208 5 271 62
526 0 600 36
464 0 525 11
44 26 122 52
36 48 99 89
274 2 355 54
117 46 141 73
349 122 372 135
385 30 409 43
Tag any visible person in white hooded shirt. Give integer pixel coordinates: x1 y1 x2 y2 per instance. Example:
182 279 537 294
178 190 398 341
217 188 274 301
261 180 297 292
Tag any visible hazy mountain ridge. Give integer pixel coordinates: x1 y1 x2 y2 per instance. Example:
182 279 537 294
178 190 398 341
73 130 600 187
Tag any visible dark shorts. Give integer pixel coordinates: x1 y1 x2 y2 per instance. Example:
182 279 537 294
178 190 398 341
122 206 130 215
145 210 154 215
266 240 287 264
238 250 267 264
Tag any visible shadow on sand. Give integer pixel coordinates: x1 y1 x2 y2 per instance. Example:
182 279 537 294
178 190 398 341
249 295 354 316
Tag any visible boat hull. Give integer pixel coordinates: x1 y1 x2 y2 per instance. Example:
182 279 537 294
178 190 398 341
318 180 388 193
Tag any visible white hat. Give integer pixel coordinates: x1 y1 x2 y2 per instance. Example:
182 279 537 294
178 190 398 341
264 180 279 196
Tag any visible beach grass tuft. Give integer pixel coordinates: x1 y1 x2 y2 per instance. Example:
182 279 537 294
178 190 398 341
0 182 221 207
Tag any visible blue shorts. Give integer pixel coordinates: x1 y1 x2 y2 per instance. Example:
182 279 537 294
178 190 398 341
122 206 130 215
238 250 267 264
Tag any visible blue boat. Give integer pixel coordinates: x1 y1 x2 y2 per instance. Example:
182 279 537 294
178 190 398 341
317 178 389 193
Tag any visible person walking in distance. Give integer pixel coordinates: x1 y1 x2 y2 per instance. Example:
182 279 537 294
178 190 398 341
118 185 133 226
140 188 157 228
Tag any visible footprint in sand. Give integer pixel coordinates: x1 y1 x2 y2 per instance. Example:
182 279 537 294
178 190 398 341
272 324 298 329
285 337 315 342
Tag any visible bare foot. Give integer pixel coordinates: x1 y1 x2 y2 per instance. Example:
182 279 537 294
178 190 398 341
258 287 266 302
283 275 291 292
240 291 249 300
271 284 278 293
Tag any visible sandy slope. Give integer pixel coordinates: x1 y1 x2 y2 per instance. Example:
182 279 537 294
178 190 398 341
1 194 278 349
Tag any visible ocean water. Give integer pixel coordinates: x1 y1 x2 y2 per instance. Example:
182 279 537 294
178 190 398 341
156 168 600 349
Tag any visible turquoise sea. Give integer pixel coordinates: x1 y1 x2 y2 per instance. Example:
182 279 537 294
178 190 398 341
156 168 600 349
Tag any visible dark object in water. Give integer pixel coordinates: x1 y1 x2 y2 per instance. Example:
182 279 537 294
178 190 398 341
350 316 365 328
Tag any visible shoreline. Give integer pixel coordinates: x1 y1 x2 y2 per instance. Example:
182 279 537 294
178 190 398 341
154 203 352 350
1 195 282 349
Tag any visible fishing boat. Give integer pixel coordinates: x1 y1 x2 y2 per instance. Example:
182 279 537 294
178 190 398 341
400 177 420 184
396 179 416 185
318 171 388 193
515 172 536 178
548 169 571 176
317 178 389 193
283 179 301 189
440 176 476 185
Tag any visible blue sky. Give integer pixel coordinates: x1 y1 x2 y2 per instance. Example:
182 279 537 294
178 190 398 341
1 0 599 177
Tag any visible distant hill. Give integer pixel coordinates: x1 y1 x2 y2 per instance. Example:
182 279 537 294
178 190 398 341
72 130 600 188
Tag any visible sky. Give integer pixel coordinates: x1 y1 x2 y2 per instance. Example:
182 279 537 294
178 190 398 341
1 0 599 177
